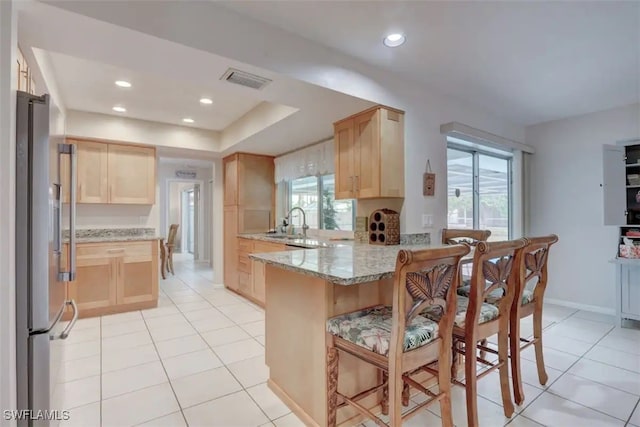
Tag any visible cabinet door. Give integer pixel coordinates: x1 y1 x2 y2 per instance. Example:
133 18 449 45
117 248 157 305
334 119 356 199
603 144 626 225
224 206 239 290
75 141 109 204
620 265 640 317
354 109 381 199
224 156 238 206
251 241 286 305
108 145 156 204
238 154 274 209
68 257 117 311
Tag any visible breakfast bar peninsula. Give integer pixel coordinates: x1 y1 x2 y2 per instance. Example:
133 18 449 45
250 241 445 427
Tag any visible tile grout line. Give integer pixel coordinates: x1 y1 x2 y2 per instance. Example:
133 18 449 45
161 276 283 425
516 318 636 423
625 397 640 427
139 310 191 427
99 316 103 427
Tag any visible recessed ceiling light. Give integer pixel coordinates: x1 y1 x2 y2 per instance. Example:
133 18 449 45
112 106 126 113
115 80 132 88
182 118 194 124
199 98 213 105
383 33 406 47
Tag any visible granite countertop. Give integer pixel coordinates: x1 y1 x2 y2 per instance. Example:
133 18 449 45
63 228 160 243
238 233 353 249
250 242 446 286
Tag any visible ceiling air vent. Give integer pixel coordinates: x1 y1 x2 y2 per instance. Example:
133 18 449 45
220 68 272 90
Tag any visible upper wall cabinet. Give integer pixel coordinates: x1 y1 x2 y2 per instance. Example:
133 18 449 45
333 106 405 200
64 139 156 205
108 144 156 204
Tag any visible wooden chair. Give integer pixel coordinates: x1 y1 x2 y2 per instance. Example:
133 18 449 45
326 244 471 426
442 229 491 282
428 239 527 427
510 235 558 405
441 228 491 246
165 224 179 275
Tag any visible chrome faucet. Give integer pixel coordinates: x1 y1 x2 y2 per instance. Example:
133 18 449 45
284 207 309 238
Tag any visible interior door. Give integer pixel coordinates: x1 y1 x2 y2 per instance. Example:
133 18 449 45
603 144 626 226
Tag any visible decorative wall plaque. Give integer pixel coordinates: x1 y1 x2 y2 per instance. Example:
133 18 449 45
423 160 435 196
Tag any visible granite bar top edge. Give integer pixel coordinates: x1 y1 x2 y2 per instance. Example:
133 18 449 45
250 242 439 286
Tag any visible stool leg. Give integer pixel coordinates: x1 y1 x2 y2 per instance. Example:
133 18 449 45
327 347 339 427
439 340 454 427
381 371 389 416
498 316 515 417
401 382 410 407
510 310 525 406
464 335 479 427
533 306 548 385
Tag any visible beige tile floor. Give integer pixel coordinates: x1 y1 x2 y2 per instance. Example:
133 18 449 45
55 257 640 427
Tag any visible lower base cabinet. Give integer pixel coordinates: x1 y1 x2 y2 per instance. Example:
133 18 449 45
66 240 158 318
228 238 286 306
616 261 640 325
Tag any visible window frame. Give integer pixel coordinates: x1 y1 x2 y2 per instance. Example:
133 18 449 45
447 141 514 239
286 174 355 231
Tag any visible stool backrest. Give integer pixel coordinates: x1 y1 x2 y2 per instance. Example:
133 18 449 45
390 244 470 357
442 228 491 246
518 235 558 306
466 239 527 323
167 224 179 246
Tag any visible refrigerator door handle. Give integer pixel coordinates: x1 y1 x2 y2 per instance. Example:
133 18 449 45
50 300 78 341
57 143 77 282
29 302 65 337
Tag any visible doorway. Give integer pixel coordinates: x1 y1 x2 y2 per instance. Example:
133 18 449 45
181 184 200 259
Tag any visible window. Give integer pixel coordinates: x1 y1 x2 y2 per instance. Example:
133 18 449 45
447 140 512 240
287 174 354 231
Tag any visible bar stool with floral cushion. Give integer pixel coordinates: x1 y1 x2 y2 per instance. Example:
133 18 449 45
325 244 470 427
424 239 527 427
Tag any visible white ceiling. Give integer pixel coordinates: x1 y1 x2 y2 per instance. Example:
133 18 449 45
18 1 374 156
45 51 263 131
222 1 640 125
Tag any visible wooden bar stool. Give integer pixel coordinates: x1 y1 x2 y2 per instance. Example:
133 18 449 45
426 239 526 427
442 228 491 280
510 235 558 405
326 244 470 427
441 228 491 246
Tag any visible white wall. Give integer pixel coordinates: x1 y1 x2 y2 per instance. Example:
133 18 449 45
66 110 220 152
0 0 18 420
526 103 640 313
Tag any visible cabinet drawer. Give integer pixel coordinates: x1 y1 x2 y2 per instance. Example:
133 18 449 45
77 241 154 259
238 238 253 252
238 257 251 274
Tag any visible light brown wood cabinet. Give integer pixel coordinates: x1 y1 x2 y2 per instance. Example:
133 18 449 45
223 153 275 294
67 241 158 318
108 144 156 204
233 238 287 306
63 139 156 205
333 105 405 199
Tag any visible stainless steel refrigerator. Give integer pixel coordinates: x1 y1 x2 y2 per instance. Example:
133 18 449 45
15 91 78 425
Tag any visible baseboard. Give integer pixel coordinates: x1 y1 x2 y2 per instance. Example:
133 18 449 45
545 298 616 316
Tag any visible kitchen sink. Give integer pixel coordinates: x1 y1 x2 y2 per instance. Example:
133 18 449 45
265 234 306 240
